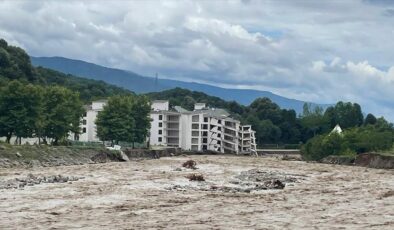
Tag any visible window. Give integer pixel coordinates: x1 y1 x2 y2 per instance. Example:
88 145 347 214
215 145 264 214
218 127 221 131
217 133 221 138
202 138 207 144
218 120 222 124
83 112 87 117
201 124 208 129
158 130 162 135
159 122 162 127
192 115 199 122
82 128 86 133
82 119 87 125
192 131 199 136
158 137 162 142
192 124 199 129
204 117 208 122
159 115 163 120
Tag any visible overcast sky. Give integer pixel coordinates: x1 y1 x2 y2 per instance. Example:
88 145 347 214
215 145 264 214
1 0 394 119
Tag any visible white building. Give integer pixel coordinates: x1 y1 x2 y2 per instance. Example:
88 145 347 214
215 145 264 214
149 100 257 154
72 100 257 155
72 100 107 142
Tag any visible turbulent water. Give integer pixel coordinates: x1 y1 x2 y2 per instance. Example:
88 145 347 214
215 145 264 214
0 155 393 229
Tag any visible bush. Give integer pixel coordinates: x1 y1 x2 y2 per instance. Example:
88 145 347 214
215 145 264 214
301 126 393 161
301 133 342 161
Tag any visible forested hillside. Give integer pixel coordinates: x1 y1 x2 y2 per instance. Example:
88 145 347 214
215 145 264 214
0 39 132 102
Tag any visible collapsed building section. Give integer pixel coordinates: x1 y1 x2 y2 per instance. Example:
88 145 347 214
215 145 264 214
149 100 257 154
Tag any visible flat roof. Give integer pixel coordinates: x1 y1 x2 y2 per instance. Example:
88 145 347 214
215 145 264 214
152 100 169 103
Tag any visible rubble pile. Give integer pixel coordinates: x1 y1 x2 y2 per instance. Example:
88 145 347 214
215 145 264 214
167 169 302 193
185 173 205 181
0 173 83 190
182 160 197 169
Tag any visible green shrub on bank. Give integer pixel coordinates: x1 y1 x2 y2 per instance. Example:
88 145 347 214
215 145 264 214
301 126 393 161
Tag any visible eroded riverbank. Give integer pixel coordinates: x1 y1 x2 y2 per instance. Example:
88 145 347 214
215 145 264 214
0 155 393 229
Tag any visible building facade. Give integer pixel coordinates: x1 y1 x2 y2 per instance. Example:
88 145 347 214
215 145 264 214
72 100 107 142
149 100 257 154
73 100 257 155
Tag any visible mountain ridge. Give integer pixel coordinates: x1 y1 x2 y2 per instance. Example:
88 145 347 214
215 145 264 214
31 56 331 114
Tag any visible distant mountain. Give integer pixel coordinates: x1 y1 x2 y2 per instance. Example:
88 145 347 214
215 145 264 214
31 56 331 114
0 38 131 102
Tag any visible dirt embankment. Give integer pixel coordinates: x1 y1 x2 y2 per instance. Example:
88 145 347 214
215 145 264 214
0 145 188 168
320 153 394 169
355 153 394 169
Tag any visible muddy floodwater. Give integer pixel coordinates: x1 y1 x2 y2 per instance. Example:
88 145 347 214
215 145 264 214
0 155 393 229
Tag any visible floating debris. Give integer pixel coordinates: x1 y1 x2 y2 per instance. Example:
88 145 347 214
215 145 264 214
0 174 84 190
186 173 205 181
182 160 197 170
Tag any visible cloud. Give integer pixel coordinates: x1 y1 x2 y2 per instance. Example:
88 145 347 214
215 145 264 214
1 0 394 120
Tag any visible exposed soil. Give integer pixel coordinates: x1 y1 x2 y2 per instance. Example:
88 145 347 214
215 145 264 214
0 155 393 229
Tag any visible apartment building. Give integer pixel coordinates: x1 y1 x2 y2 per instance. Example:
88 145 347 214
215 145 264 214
149 100 257 154
72 100 257 155
72 100 107 142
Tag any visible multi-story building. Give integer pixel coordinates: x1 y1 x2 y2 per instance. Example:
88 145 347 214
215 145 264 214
149 100 257 154
72 100 257 155
72 100 107 142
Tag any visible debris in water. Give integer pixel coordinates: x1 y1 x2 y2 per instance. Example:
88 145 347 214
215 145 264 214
186 173 205 181
0 174 83 190
182 160 197 169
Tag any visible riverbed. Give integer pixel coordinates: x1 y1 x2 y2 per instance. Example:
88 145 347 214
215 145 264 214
0 155 393 229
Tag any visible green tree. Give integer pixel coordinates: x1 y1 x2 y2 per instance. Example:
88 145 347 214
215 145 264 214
0 81 42 143
41 86 84 144
129 95 151 147
301 133 343 161
326 101 364 129
300 103 329 141
96 95 135 144
364 113 377 125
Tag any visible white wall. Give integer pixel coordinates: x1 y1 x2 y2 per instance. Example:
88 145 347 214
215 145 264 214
180 113 192 150
149 113 165 146
87 110 100 142
92 101 106 110
152 101 169 111
194 103 206 110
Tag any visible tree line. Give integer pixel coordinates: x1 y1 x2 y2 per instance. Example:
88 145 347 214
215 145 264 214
149 88 394 148
0 38 151 146
302 122 393 161
0 80 84 144
0 80 152 146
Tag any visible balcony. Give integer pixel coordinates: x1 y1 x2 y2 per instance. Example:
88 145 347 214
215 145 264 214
165 130 179 138
224 128 236 136
166 137 179 145
166 123 179 130
164 115 180 123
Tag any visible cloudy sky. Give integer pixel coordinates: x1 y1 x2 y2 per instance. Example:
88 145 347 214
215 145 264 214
1 0 394 119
